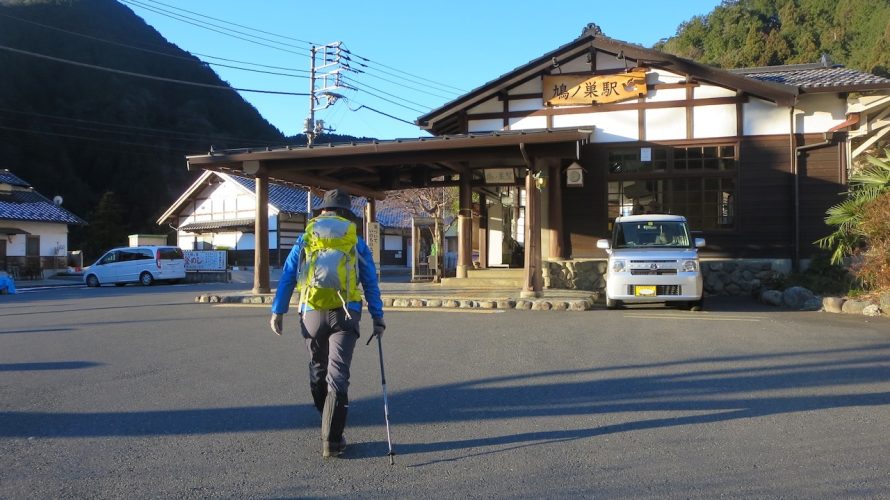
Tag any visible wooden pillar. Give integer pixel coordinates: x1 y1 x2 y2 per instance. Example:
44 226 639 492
521 162 542 297
457 169 473 278
478 194 488 269
253 170 270 294
364 198 376 240
548 163 565 259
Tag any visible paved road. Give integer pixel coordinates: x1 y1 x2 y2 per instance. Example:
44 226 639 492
1 284 889 498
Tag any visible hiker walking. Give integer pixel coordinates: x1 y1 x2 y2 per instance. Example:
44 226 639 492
269 188 386 458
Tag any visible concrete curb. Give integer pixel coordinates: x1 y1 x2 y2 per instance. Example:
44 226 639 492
194 293 597 311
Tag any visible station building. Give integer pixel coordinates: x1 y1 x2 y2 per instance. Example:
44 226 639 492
184 30 890 296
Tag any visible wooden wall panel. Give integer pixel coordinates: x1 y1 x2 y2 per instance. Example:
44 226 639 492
798 139 845 256
565 146 609 258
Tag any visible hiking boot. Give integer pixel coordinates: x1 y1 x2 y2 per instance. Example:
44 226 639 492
322 436 347 458
321 389 348 458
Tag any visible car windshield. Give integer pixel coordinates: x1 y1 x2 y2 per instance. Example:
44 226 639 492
613 221 691 248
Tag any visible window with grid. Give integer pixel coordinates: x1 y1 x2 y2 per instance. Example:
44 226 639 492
607 145 737 230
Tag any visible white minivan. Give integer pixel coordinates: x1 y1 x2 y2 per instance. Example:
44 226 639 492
84 246 186 287
597 214 705 310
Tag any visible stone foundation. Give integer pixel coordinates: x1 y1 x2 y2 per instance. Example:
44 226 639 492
544 258 790 297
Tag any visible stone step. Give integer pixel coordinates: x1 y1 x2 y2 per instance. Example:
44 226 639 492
439 277 523 288
466 268 524 279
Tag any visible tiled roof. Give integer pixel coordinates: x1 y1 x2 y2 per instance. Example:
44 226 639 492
226 173 411 229
180 218 256 233
0 189 86 225
0 170 30 187
228 174 320 215
733 63 890 89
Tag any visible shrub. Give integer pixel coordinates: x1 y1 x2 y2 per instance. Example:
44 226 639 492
778 253 858 295
853 192 890 291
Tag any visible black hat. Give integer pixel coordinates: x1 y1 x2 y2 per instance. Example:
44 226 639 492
319 188 352 210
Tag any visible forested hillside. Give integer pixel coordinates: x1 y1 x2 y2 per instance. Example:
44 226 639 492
655 0 890 75
0 0 361 256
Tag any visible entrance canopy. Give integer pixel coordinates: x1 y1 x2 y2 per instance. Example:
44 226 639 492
186 129 593 198
185 128 592 295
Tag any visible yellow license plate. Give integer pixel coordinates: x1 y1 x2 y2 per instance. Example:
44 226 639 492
634 285 657 297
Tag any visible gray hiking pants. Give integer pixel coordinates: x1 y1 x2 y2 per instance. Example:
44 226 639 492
300 308 361 396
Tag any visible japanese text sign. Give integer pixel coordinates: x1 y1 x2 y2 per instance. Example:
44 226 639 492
543 70 648 106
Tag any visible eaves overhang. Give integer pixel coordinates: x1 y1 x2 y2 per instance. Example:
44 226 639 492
417 33 800 135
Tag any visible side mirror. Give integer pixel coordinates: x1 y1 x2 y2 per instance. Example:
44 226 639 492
694 237 706 248
596 239 611 250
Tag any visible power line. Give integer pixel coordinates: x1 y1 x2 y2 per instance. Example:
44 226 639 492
0 44 310 96
342 47 467 93
345 101 415 126
120 0 311 57
142 0 318 46
343 63 456 101
0 108 279 145
341 74 431 113
0 11 311 76
342 53 464 98
122 1 465 100
0 124 196 152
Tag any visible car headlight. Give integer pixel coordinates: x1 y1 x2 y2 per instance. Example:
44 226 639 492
681 260 698 272
611 259 627 273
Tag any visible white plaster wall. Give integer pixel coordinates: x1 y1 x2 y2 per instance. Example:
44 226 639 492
743 98 790 135
469 119 505 133
695 84 736 99
795 93 846 133
5 222 68 257
468 97 502 114
509 115 548 130
596 52 629 71
694 104 737 138
645 108 687 140
648 69 686 84
508 98 543 112
646 87 687 102
554 110 639 142
510 79 541 94
557 55 590 73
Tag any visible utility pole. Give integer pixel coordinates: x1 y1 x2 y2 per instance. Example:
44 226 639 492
304 42 346 146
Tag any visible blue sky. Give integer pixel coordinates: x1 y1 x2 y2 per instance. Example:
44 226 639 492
120 0 722 141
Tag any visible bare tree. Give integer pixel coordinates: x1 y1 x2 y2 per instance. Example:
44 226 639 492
384 187 458 279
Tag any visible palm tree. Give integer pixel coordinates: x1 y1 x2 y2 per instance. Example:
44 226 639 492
816 149 890 264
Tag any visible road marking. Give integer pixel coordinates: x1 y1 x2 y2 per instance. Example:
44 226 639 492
623 313 762 322
211 304 504 313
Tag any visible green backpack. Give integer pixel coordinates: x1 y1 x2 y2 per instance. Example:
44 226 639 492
297 214 361 312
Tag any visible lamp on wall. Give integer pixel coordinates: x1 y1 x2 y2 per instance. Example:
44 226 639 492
566 161 585 187
243 160 261 176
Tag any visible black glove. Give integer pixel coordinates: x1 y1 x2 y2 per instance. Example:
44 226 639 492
366 317 386 344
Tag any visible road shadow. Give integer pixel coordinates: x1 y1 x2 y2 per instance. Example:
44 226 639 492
0 361 101 371
2 344 889 464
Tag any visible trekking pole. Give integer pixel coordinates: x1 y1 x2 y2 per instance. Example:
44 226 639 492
368 334 395 465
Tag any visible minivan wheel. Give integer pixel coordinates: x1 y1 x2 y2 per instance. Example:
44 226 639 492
688 298 704 311
606 297 621 310
139 272 154 286
86 274 100 287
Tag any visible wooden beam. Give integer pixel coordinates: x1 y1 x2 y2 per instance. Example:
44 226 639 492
852 125 890 159
270 171 386 200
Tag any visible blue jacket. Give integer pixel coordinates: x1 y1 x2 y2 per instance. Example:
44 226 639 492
271 231 384 319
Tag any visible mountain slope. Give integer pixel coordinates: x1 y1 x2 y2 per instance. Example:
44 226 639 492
655 0 890 75
0 0 359 255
